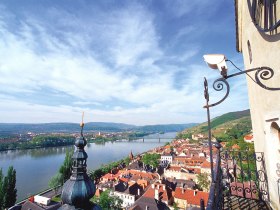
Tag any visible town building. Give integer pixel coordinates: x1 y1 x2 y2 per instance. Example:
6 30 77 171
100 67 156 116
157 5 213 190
173 187 208 209
191 134 207 141
243 134 254 143
160 153 173 164
112 182 143 208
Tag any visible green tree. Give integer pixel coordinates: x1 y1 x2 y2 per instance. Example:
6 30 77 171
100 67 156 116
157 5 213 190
0 169 4 210
49 173 62 193
92 190 122 209
173 202 179 210
142 153 160 168
164 142 170 146
123 156 131 166
59 149 73 183
89 168 104 182
176 132 192 139
49 149 73 188
197 173 210 192
3 166 17 208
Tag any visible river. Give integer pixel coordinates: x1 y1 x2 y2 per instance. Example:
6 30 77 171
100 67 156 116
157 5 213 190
0 132 176 201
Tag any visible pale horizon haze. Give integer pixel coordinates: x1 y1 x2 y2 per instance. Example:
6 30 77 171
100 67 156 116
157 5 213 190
0 0 249 125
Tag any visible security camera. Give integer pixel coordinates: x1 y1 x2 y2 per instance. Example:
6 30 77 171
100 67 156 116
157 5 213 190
203 54 228 72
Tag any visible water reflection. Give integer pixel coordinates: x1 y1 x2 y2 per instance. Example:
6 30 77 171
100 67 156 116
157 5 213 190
0 132 176 201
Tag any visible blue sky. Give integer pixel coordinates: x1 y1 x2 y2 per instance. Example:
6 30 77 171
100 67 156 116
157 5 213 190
0 0 249 125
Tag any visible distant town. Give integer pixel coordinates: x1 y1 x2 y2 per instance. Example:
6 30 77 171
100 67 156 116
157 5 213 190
3 126 255 210
0 110 256 210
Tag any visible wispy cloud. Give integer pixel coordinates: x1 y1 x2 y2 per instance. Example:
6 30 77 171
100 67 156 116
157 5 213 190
0 1 248 124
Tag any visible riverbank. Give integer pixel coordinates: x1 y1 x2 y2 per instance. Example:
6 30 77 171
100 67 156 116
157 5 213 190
0 132 176 201
0 132 150 152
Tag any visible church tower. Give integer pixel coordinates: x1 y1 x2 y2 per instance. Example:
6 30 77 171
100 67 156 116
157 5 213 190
59 115 101 210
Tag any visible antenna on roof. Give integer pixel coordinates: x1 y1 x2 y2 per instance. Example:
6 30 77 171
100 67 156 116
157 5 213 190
80 111 85 137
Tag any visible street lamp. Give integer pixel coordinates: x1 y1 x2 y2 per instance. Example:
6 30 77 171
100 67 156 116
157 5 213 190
203 54 280 181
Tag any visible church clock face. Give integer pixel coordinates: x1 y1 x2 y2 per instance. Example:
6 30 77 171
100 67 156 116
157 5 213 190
247 0 280 33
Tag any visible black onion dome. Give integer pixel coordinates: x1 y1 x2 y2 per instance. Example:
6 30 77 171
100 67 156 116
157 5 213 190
59 203 102 210
60 174 96 207
59 203 101 210
75 136 87 148
72 150 88 160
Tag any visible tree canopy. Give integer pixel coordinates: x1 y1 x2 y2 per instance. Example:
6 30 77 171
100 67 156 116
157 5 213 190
49 149 73 188
0 169 4 209
142 153 160 168
92 190 122 209
1 166 17 209
197 173 210 192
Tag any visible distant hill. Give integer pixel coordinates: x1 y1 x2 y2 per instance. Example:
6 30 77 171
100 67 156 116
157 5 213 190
135 123 198 133
208 109 250 129
0 122 197 134
181 109 251 140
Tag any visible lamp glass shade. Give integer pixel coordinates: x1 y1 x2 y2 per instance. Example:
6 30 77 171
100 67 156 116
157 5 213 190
203 54 227 71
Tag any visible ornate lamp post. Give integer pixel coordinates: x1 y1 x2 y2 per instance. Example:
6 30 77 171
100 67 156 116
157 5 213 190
203 54 280 181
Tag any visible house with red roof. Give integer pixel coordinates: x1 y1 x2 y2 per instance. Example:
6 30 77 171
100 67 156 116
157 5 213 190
113 182 143 208
129 182 172 210
164 166 197 180
173 187 209 209
231 144 240 150
142 182 173 205
244 134 254 143
100 173 118 182
200 161 213 175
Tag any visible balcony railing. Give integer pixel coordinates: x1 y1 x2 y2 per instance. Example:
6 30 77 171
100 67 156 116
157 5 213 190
205 148 271 210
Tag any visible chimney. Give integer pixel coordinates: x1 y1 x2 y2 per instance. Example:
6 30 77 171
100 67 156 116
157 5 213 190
146 206 149 210
152 184 155 189
138 188 141 196
157 185 160 190
194 190 197 196
155 189 159 200
163 185 166 191
181 187 184 194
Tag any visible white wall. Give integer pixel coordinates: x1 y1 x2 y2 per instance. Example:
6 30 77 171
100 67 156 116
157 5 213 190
236 0 280 208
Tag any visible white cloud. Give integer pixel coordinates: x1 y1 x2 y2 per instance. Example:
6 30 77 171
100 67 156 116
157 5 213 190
0 1 248 124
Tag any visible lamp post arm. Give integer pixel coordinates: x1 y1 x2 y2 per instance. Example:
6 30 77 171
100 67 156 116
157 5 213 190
225 67 261 79
205 66 280 109
203 78 230 108
226 66 280 91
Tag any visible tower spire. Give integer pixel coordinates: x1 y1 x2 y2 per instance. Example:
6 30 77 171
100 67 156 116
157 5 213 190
59 113 100 210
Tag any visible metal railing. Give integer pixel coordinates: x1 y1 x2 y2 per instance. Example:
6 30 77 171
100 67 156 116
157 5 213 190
205 148 270 210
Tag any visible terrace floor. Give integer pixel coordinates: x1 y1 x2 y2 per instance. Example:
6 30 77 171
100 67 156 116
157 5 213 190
223 196 272 210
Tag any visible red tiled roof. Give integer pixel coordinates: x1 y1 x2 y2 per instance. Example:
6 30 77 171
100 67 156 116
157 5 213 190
174 188 209 206
119 177 129 183
244 135 253 140
174 156 188 160
101 173 117 180
143 184 172 202
167 166 181 171
201 161 212 168
232 144 240 149
122 170 157 180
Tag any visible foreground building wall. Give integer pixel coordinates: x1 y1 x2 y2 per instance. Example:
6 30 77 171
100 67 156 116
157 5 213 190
235 0 280 208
